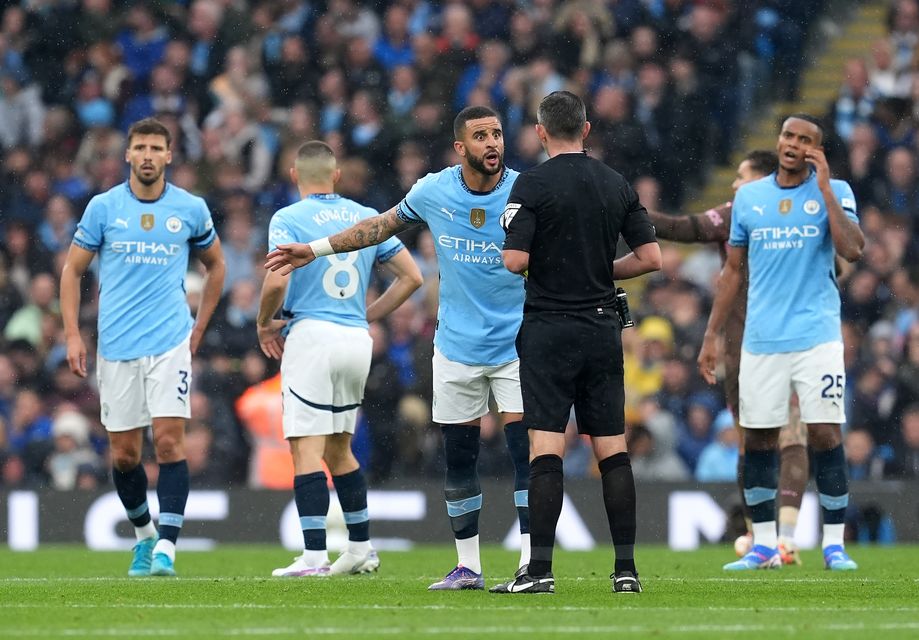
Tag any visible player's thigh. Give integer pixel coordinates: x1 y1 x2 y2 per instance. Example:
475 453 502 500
431 347 490 424
485 358 523 415
738 349 792 429
281 320 336 437
96 354 150 431
144 335 192 421
792 341 846 425
574 313 624 437
330 328 373 435
517 312 578 433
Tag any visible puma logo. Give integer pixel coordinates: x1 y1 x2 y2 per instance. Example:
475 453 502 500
114 217 129 228
440 208 456 221
752 205 766 216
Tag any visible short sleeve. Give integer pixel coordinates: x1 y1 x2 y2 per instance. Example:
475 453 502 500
73 196 106 251
189 197 216 249
268 215 294 253
502 172 539 252
376 235 405 263
728 190 749 247
833 180 859 223
396 175 432 224
619 182 657 249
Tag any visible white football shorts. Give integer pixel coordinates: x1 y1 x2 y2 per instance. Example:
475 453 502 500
281 318 373 438
738 341 846 429
97 334 192 432
432 347 523 424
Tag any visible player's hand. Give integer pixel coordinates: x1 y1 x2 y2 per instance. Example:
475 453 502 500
805 148 830 187
66 334 88 378
697 337 719 386
257 319 288 360
265 243 316 276
189 325 205 356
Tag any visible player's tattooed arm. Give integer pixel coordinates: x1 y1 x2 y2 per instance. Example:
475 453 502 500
330 207 411 252
648 204 730 243
266 207 414 275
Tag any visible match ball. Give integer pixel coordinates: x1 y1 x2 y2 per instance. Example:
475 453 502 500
734 534 753 557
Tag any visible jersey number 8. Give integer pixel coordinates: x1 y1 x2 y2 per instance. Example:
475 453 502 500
322 253 360 299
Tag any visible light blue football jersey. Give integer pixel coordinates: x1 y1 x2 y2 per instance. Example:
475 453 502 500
396 165 524 366
73 182 217 361
729 171 859 354
268 194 404 329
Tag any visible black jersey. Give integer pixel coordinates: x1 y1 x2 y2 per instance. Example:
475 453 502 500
502 152 657 312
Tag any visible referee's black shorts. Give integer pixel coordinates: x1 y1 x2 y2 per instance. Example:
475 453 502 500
516 307 625 437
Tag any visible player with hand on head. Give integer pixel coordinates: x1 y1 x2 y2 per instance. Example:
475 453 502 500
265 107 531 590
648 150 810 565
259 141 422 578
698 114 864 572
60 117 226 577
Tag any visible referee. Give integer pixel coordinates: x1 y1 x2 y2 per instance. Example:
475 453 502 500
493 91 661 595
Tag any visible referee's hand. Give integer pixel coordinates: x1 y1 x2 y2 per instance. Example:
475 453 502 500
697 338 718 386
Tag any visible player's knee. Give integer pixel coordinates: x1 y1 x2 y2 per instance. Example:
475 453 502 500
807 424 842 451
111 448 141 471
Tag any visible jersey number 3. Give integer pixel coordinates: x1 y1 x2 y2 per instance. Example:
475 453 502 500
322 253 360 299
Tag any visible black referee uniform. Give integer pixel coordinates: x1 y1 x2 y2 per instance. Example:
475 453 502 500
503 151 657 437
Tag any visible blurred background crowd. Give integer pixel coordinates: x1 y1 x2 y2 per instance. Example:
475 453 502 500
1 0 918 499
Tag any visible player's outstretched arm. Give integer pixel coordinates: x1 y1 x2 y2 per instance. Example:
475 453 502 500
265 207 411 275
59 244 96 378
366 248 423 324
256 268 290 360
647 206 730 244
613 241 662 280
698 244 746 385
190 237 226 355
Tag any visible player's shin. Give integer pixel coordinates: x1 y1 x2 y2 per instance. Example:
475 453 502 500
814 445 849 548
743 449 779 549
332 468 371 554
504 421 530 566
442 425 483 573
295 471 331 564
113 464 157 541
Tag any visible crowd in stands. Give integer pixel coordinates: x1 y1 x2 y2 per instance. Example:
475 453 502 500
2 0 918 497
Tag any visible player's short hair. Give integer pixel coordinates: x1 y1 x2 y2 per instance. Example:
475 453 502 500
127 117 172 148
294 140 337 183
784 113 825 145
537 91 587 140
453 106 500 140
743 149 778 176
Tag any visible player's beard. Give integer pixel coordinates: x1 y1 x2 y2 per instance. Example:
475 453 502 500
133 164 164 186
467 150 504 177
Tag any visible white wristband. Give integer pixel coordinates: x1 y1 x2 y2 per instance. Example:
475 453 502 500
308 237 334 257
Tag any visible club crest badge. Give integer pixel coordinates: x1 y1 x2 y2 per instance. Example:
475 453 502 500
141 213 155 231
803 200 820 215
166 216 182 232
470 208 486 229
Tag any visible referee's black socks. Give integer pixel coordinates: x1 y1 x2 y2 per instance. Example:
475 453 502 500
528 454 564 577
599 452 637 575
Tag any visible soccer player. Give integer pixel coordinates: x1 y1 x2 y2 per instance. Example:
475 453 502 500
265 106 530 590
698 114 864 571
60 117 226 577
648 150 809 565
258 141 421 577
497 91 661 594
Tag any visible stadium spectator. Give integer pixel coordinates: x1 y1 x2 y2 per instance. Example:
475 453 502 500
695 409 741 483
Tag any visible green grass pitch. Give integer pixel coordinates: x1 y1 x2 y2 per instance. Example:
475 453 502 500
1 545 918 639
